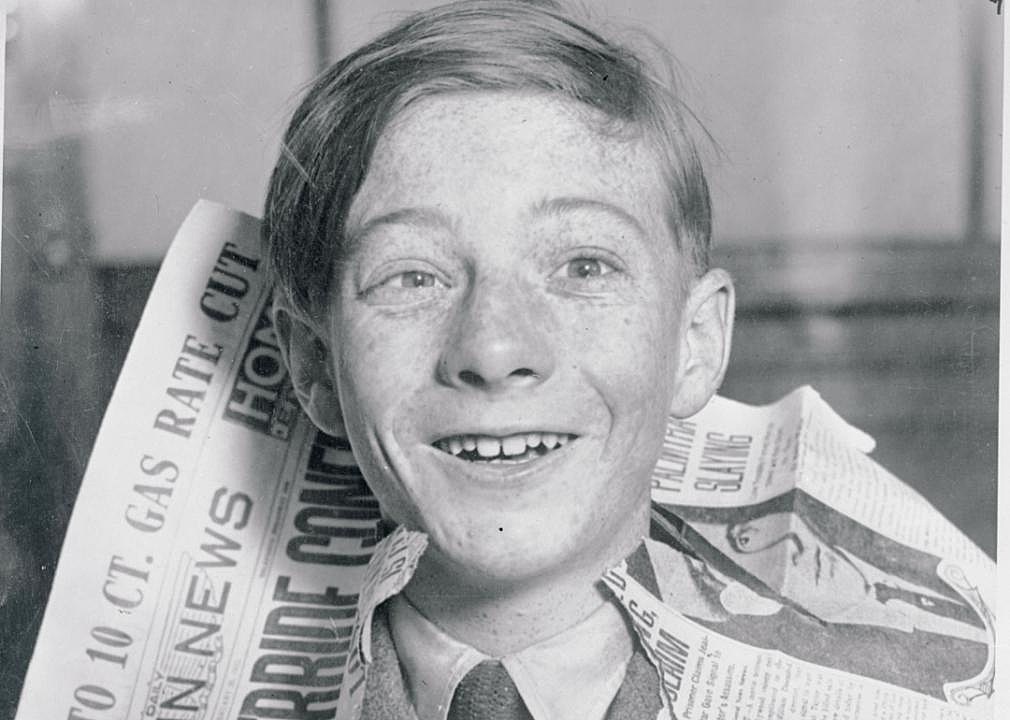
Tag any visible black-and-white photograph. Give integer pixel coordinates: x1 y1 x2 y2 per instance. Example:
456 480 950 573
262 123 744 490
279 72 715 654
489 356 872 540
0 1 1001 718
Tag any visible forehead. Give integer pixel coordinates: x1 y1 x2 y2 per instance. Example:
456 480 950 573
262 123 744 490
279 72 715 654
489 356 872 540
346 92 671 242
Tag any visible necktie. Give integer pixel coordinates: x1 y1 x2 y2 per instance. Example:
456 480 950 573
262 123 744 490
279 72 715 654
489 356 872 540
447 660 534 720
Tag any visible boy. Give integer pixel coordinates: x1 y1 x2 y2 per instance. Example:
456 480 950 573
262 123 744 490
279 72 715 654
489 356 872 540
264 1 731 717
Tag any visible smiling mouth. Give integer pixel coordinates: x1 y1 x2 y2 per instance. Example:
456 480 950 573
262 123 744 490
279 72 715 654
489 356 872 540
433 432 577 464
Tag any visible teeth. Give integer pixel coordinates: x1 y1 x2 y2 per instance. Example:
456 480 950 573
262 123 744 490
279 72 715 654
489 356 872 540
477 436 502 458
436 433 574 459
501 435 527 457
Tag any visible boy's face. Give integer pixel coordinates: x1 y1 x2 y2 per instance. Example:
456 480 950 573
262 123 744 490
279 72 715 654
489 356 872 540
321 92 706 587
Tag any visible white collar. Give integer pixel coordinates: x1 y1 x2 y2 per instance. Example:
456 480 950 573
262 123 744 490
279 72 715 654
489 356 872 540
387 592 634 720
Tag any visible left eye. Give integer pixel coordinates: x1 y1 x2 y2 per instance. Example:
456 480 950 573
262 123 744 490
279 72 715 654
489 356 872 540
560 257 617 279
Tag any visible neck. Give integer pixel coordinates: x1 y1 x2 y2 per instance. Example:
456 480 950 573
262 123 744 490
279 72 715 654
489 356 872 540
402 511 648 656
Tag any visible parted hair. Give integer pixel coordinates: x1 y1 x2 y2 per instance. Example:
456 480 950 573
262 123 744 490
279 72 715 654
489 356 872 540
263 0 712 322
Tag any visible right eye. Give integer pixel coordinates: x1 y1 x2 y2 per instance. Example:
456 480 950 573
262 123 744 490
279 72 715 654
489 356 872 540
392 270 438 289
362 267 449 305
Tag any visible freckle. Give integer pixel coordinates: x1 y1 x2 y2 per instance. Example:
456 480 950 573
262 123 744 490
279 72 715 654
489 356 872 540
623 317 630 326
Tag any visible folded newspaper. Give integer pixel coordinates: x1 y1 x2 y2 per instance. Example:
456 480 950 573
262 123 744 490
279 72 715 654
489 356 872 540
17 201 995 720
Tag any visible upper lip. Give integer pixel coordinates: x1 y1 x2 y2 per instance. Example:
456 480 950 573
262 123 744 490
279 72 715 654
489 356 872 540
429 427 579 443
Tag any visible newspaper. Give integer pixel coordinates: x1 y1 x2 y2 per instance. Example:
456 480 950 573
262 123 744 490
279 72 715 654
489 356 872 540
623 392 995 719
16 201 995 720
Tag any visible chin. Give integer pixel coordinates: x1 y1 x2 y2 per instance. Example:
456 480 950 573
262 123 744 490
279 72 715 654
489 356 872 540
421 501 635 590
426 531 581 590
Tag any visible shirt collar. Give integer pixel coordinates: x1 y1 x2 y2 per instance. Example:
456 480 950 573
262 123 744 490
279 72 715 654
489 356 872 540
349 526 686 720
387 592 634 720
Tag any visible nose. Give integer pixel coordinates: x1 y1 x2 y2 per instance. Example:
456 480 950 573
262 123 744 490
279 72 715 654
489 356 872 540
438 277 555 393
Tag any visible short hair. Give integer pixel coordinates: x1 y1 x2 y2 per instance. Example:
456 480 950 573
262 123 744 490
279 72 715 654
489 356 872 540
263 0 712 322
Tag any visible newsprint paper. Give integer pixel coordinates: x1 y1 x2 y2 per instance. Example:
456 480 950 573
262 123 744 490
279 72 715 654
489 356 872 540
17 201 995 720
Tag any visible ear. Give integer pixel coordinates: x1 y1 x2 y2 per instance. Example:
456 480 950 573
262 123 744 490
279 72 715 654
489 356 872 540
272 291 344 435
669 268 735 418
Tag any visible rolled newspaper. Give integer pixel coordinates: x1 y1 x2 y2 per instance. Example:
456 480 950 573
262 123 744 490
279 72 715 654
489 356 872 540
16 201 994 720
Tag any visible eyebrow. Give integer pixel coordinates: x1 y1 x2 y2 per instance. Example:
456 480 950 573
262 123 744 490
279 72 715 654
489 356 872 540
529 196 648 237
343 206 455 256
342 195 647 256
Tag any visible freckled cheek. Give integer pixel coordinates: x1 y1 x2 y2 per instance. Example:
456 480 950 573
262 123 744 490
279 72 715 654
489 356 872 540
334 312 444 427
566 309 675 394
570 314 678 463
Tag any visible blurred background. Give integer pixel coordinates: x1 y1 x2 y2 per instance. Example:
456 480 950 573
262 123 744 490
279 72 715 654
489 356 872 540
0 0 1001 714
